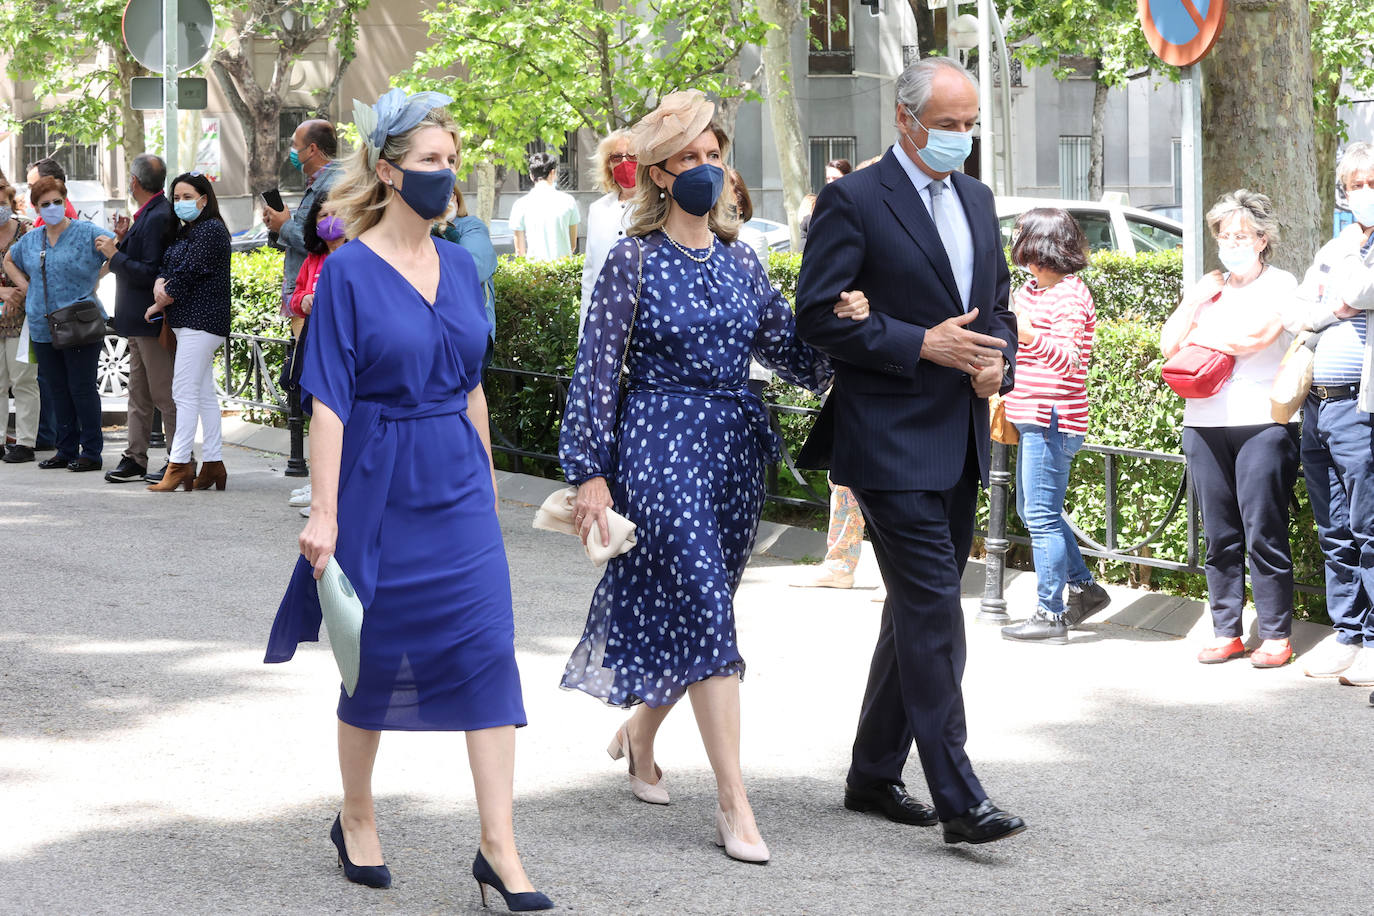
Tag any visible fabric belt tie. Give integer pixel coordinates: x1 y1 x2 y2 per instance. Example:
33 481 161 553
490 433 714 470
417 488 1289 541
625 381 781 464
264 388 472 663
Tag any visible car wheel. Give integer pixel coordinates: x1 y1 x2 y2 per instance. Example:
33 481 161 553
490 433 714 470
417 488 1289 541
98 334 131 399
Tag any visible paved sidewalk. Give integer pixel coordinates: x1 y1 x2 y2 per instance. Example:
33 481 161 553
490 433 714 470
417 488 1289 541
2 432 1369 915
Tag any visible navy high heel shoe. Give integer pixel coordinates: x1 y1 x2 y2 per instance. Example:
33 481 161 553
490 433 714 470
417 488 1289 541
472 850 553 911
330 814 392 889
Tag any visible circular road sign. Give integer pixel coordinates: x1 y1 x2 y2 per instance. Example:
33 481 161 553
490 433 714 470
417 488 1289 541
1138 0 1227 67
123 0 216 74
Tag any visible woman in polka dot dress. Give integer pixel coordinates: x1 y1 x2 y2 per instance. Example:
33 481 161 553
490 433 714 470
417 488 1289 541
559 91 869 863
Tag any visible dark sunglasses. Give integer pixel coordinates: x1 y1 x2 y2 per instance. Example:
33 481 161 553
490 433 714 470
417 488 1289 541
609 154 637 165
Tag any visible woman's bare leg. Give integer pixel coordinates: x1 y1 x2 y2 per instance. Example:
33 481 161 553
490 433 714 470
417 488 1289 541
467 725 535 894
625 701 674 782
686 674 762 843
338 720 384 865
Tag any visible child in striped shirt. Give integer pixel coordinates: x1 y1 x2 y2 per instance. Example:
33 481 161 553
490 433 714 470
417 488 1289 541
1001 208 1110 644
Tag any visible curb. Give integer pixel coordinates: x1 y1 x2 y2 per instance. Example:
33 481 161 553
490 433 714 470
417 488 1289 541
221 416 1334 650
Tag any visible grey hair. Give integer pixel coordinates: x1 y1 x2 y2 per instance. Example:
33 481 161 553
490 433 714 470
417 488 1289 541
896 56 978 120
129 153 167 193
1337 141 1374 193
1206 188 1280 264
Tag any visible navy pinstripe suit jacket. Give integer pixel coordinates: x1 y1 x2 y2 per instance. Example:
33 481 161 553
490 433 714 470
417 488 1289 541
794 149 1017 491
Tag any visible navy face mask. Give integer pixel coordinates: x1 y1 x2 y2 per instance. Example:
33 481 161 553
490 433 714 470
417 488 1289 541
387 162 457 220
660 162 725 217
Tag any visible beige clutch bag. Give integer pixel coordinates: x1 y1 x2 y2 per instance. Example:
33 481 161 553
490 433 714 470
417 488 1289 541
533 486 638 566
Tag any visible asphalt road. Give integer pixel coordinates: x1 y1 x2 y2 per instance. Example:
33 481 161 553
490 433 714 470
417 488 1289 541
2 435 1370 915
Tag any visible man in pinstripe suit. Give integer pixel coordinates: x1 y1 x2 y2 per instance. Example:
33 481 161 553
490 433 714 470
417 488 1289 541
795 57 1026 845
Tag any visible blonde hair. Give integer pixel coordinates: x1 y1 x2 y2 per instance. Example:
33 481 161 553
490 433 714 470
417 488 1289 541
452 184 469 219
332 107 463 238
591 129 634 194
625 124 738 244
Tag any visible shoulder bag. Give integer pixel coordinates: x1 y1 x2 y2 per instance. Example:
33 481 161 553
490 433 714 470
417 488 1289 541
41 230 106 351
1270 330 1321 423
1161 286 1232 399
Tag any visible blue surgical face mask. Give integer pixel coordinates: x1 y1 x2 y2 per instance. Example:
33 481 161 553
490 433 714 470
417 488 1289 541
289 148 303 172
388 163 456 220
904 106 974 174
1348 188 1374 227
174 198 203 222
39 202 66 225
1217 244 1260 275
660 162 725 217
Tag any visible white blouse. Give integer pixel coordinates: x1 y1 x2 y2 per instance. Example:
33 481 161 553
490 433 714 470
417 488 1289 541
579 191 635 337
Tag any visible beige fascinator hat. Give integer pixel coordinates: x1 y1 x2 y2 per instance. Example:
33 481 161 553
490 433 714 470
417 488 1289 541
630 90 716 165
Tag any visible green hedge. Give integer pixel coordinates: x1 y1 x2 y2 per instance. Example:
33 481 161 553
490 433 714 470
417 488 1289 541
229 244 1325 619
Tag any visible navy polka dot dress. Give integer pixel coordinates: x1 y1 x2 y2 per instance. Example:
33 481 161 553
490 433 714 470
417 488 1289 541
559 230 832 708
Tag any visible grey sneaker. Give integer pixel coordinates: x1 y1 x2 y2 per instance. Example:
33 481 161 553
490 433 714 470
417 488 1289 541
1001 609 1068 644
1064 581 1111 629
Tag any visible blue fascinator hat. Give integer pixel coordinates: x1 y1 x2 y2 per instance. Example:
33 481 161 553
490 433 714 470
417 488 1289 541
352 88 455 169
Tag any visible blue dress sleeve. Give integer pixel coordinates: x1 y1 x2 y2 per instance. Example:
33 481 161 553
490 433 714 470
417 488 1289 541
558 236 640 484
299 257 357 424
739 243 832 394
80 221 115 273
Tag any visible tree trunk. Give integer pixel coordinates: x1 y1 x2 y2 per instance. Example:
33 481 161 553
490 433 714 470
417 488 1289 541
1201 0 1320 275
1088 68 1108 201
476 161 497 224
1310 5 1340 225
907 1 939 59
757 0 808 248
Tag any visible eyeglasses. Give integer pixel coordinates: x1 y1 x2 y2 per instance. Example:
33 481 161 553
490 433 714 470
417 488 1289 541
609 154 637 165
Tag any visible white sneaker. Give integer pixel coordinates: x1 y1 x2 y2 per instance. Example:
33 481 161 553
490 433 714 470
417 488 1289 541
290 481 310 496
299 506 311 518
1302 634 1361 678
289 484 312 507
1338 646 1374 686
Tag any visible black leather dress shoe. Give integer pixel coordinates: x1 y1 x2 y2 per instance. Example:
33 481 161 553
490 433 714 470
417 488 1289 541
844 783 939 826
104 457 147 483
67 457 102 472
38 455 73 469
2 444 35 463
942 800 1026 845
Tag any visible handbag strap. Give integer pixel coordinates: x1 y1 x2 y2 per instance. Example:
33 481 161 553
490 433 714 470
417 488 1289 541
619 238 644 381
39 229 50 314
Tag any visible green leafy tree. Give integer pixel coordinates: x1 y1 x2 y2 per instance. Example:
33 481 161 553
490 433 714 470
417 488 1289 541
0 0 148 170
399 0 767 220
1004 0 1166 200
210 0 370 193
1311 0 1374 214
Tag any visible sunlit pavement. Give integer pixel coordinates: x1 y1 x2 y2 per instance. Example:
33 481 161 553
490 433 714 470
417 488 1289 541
2 431 1368 915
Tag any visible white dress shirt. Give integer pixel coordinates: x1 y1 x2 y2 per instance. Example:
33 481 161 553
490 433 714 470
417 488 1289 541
891 141 975 310
579 191 635 336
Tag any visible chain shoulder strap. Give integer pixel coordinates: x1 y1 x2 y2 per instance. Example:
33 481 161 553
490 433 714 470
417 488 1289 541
619 238 644 381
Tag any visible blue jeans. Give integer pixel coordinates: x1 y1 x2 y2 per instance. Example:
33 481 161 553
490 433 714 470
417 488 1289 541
32 340 103 461
1015 413 1093 616
1301 394 1374 646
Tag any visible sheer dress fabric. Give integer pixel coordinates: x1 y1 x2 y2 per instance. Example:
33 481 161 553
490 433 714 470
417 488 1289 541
559 230 831 708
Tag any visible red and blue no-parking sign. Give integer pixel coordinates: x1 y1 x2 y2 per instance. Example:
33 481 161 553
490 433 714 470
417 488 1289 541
1138 0 1228 67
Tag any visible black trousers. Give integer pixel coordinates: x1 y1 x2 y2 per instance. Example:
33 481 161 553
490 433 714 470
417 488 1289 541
1182 423 1299 639
847 445 986 820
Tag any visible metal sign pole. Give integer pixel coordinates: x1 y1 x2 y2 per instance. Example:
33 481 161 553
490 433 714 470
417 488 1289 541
163 0 179 184
976 0 994 187
1181 62 1203 287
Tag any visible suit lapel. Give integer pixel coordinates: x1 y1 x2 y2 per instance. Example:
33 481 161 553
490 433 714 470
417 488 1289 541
878 152 962 308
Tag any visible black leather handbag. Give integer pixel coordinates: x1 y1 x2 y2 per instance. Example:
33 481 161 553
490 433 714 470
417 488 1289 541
41 235 106 351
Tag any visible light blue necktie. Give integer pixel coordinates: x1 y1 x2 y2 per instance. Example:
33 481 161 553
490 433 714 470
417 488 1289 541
927 178 969 311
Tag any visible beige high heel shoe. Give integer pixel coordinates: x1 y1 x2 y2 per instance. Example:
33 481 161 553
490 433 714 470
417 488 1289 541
606 722 669 805
714 805 770 864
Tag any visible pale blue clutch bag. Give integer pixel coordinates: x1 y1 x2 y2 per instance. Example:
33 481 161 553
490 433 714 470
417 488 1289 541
316 557 363 697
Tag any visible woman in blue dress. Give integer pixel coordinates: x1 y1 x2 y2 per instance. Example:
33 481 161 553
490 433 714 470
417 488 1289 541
265 91 551 912
560 90 869 864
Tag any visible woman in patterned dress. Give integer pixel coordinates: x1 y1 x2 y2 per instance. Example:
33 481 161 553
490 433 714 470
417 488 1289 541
559 90 869 863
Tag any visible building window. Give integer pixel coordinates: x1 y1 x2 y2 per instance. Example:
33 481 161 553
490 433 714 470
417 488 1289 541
1058 136 1091 200
278 107 312 193
21 118 100 182
1171 138 1183 204
809 0 853 75
518 135 579 192
809 136 857 192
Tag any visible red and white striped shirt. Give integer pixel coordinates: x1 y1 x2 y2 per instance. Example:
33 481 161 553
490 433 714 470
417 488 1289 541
1004 274 1096 435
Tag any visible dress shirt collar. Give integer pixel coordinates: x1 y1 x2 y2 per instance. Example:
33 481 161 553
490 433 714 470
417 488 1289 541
133 190 165 221
891 140 950 200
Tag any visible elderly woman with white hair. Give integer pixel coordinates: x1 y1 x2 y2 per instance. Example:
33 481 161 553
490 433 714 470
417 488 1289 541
1161 190 1300 668
1292 141 1374 686
578 128 637 336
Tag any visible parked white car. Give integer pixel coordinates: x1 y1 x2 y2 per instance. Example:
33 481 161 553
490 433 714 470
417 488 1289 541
995 196 1183 256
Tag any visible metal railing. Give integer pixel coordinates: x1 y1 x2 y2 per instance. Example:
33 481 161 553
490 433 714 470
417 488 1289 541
216 332 309 477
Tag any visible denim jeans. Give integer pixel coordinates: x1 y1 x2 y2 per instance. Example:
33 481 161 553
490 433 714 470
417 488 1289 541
1015 413 1093 616
32 340 103 461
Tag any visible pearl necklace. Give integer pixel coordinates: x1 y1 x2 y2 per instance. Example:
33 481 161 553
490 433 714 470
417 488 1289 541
663 229 715 263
